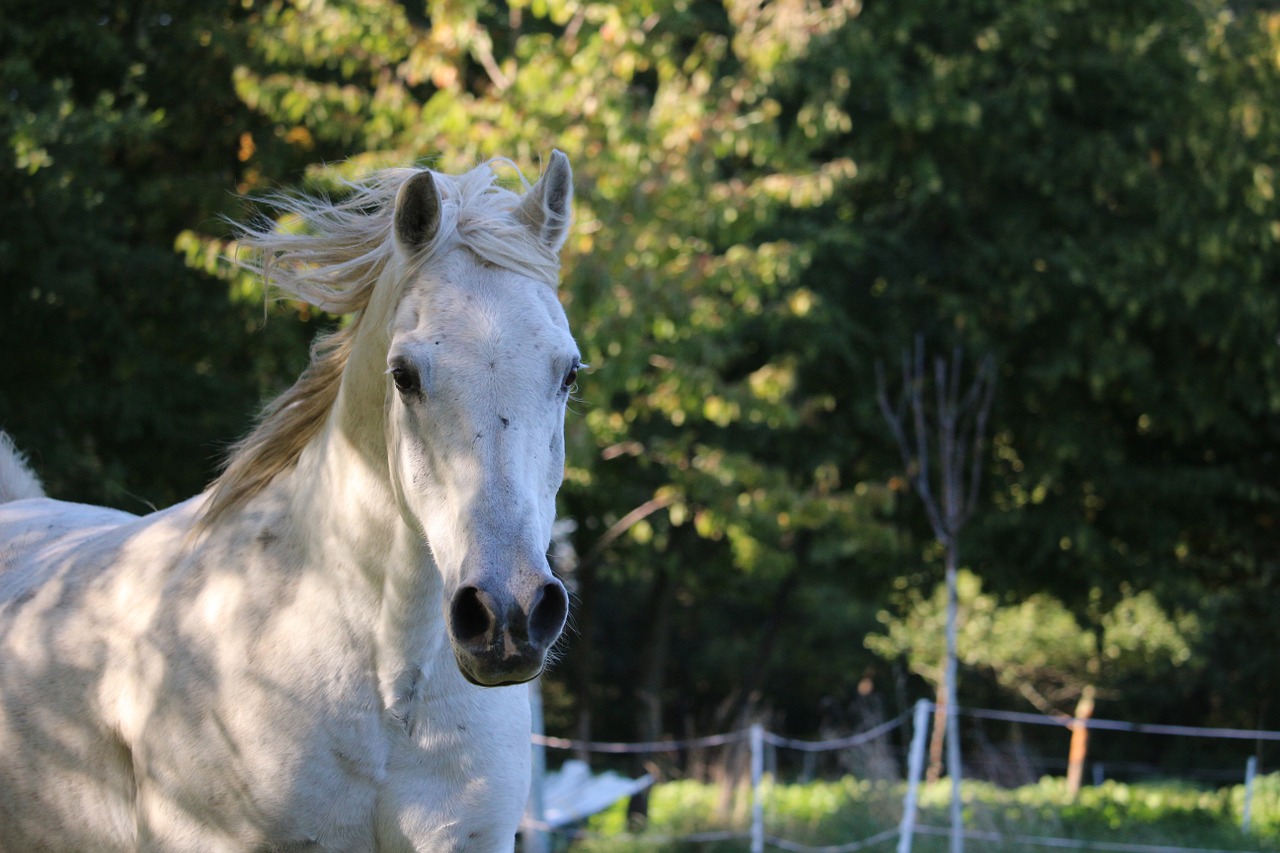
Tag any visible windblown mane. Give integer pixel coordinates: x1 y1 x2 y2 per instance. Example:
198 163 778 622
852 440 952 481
200 161 562 527
0 432 44 503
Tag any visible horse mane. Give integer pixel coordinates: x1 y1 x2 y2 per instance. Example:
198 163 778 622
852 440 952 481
0 432 45 503
199 161 562 528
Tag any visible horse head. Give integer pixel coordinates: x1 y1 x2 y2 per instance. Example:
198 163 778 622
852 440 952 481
381 154 575 687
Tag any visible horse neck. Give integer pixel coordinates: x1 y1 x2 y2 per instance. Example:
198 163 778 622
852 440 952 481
297 263 408 565
286 299 456 701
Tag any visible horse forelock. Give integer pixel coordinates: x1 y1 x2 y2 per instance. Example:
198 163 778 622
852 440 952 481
198 161 563 529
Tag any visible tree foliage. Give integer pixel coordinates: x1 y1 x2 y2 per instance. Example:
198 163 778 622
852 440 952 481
0 0 319 507
775 0 1280 730
4 0 1280 752
867 569 1198 715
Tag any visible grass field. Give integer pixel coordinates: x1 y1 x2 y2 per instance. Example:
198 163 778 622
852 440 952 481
561 772 1280 852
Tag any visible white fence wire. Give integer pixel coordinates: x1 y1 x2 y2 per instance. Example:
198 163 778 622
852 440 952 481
522 700 1279 853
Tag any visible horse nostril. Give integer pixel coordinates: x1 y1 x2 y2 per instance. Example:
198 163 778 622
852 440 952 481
450 586 495 644
528 581 568 647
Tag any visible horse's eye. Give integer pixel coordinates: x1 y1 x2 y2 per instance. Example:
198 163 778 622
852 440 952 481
391 364 421 395
562 362 585 393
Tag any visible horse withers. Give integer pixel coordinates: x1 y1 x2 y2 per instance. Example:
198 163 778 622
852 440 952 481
0 153 578 852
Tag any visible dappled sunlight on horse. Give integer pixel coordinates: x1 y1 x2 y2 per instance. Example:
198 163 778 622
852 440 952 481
0 153 577 852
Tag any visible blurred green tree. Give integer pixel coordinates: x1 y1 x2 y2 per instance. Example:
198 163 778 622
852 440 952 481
0 0 320 508
209 0 900 744
6 0 1280 753
773 0 1280 733
867 569 1198 795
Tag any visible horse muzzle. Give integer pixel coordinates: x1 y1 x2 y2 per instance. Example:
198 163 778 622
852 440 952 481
447 574 568 687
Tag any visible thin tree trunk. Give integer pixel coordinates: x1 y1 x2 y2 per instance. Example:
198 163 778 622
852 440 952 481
876 339 992 853
1066 684 1096 800
706 533 810 738
927 682 948 783
570 493 673 763
733 532 810 726
636 563 674 744
943 547 963 853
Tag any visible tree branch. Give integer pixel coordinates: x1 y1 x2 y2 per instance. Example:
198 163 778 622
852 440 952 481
577 494 675 572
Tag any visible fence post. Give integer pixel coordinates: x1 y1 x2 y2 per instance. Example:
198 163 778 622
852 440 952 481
898 699 932 853
751 723 765 853
947 697 963 853
1243 755 1258 832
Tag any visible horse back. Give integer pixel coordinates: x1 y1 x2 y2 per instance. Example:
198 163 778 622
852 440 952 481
0 498 144 852
0 495 135 567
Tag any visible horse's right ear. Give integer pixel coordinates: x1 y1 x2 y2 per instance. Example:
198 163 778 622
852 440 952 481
394 171 442 254
518 150 573 253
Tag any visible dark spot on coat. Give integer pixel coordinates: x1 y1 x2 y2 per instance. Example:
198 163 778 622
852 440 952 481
500 417 510 428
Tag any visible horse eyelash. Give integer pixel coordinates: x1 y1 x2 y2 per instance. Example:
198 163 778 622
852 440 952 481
567 362 589 406
567 388 589 414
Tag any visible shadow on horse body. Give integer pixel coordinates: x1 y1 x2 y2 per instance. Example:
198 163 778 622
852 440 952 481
0 153 579 852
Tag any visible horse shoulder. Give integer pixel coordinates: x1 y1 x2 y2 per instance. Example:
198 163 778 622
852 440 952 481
114 495 397 850
0 498 173 853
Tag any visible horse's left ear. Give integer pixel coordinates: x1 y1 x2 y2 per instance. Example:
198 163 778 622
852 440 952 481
518 150 573 253
395 170 442 254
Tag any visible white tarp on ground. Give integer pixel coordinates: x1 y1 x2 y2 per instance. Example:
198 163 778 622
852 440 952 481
541 760 654 828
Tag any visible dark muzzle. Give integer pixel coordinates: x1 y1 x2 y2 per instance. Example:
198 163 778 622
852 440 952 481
448 576 568 686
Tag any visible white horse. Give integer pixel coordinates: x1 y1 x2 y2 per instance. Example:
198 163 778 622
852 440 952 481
0 153 579 852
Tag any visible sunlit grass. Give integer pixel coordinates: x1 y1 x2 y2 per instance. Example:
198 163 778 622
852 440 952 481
562 773 1280 852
